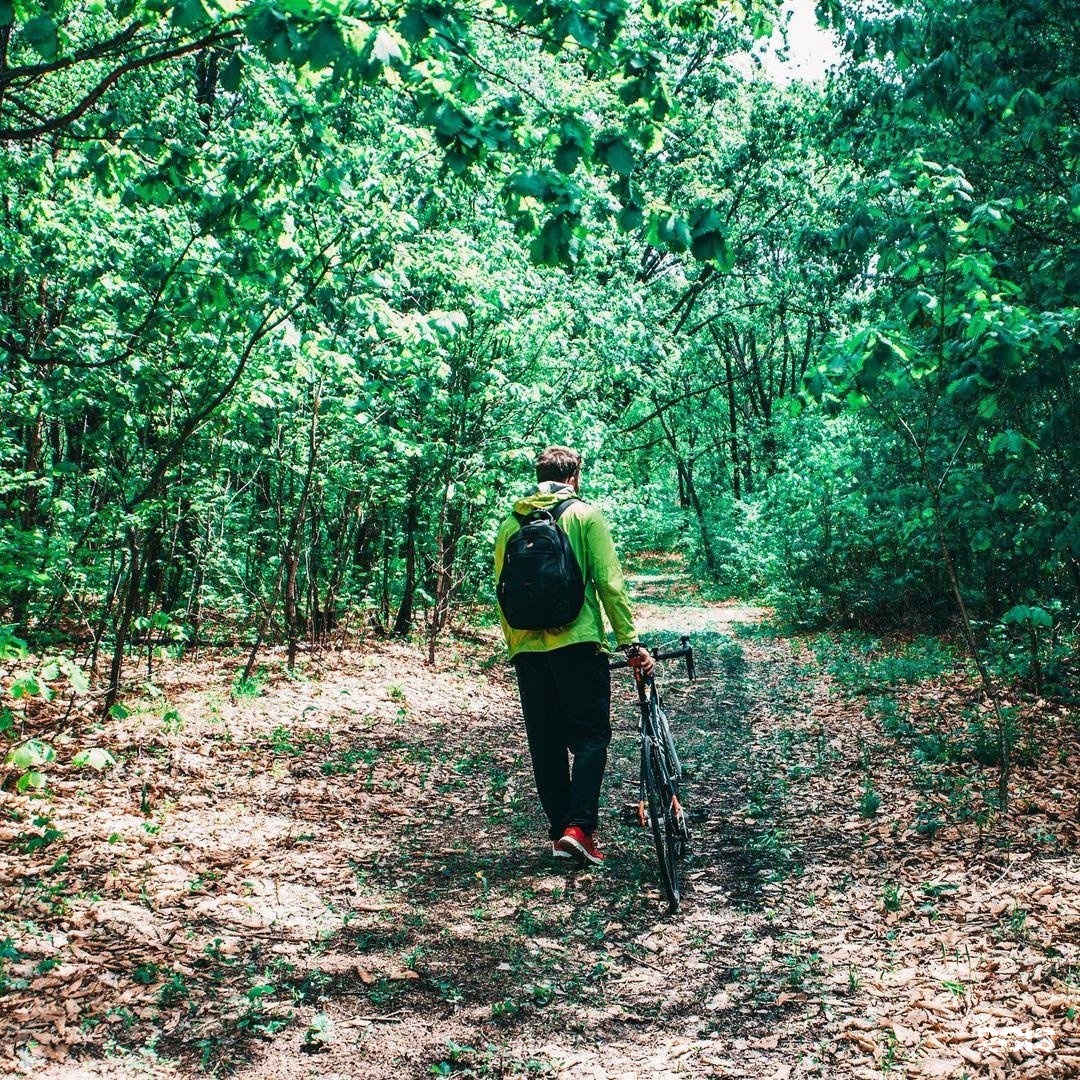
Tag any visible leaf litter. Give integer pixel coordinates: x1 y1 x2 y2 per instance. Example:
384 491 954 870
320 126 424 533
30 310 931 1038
1 601 1077 1078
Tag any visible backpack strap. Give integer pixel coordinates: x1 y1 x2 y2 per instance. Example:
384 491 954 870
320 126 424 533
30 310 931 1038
550 498 580 522
512 497 580 527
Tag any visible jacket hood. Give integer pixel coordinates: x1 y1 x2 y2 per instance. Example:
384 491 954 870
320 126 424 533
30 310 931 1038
512 481 579 517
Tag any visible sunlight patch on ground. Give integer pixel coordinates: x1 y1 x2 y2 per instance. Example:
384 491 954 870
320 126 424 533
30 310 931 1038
636 600 769 636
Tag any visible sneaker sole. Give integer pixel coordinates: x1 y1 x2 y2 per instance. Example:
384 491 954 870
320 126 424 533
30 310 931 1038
551 845 573 860
556 835 604 866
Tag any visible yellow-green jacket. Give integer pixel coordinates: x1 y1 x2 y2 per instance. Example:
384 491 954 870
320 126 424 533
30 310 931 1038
494 482 638 659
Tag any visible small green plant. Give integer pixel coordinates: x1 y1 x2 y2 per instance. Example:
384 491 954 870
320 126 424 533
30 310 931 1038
516 908 543 936
71 747 117 771
914 801 947 837
814 633 957 693
157 971 190 1006
490 996 521 1022
993 907 1030 943
430 1042 477 1076
871 695 914 740
303 1012 333 1051
161 708 184 734
5 738 56 793
367 977 406 1009
920 882 958 899
781 949 821 991
232 667 269 698
321 744 378 779
882 882 902 912
265 725 302 755
912 732 958 766
859 779 882 818
0 938 24 993
133 961 159 985
229 979 292 1037
881 1027 898 1070
433 977 464 1006
17 814 62 853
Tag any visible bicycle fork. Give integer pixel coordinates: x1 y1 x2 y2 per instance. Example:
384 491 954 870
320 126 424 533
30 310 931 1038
637 740 692 840
637 791 690 837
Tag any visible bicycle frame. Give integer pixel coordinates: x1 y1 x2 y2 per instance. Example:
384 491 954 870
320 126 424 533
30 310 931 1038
611 637 695 911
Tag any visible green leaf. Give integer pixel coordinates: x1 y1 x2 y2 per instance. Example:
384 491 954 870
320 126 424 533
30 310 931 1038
596 135 636 177
220 52 243 92
553 140 580 173
398 7 431 43
171 0 208 30
617 204 643 232
989 430 1032 457
370 27 403 65
508 171 548 200
1002 605 1053 628
1028 607 1053 628
245 7 285 46
689 209 733 267
529 217 575 267
72 747 118 771
109 702 131 720
10 676 40 699
7 739 55 769
16 770 46 793
651 212 691 254
307 20 342 70
21 16 59 62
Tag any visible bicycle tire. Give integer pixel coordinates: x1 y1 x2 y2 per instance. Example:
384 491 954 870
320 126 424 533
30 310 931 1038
643 698 686 912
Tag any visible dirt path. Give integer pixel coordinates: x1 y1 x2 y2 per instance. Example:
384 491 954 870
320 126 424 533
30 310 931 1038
3 590 1079 1078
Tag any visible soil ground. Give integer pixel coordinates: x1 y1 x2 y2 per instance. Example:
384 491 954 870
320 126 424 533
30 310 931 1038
2 578 1079 1078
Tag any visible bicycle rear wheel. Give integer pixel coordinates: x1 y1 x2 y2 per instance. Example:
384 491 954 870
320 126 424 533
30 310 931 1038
642 713 686 912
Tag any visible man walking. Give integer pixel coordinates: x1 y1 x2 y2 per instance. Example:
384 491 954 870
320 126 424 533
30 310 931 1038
494 446 654 865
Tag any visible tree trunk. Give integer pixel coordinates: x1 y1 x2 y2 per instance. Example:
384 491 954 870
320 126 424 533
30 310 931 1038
105 529 141 714
427 501 464 663
725 352 741 501
285 547 300 669
392 483 421 637
683 462 719 579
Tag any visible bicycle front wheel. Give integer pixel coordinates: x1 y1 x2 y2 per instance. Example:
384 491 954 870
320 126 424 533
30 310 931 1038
643 733 686 913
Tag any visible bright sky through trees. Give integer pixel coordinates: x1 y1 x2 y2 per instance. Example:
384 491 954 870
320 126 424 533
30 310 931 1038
732 0 843 83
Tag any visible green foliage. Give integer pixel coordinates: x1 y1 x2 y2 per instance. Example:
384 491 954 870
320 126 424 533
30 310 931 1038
811 633 957 693
882 882 902 913
233 669 269 699
0 0 1075 713
858 779 881 819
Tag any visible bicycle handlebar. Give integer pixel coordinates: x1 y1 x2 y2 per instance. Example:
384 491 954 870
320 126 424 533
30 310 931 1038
610 635 695 681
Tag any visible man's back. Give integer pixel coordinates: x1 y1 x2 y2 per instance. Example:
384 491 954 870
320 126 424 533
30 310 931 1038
494 482 636 658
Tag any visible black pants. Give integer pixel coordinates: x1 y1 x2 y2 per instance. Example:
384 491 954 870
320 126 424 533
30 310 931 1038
513 643 612 840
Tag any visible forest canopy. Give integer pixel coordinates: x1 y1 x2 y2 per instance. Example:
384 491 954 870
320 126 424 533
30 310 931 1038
1 0 1077 698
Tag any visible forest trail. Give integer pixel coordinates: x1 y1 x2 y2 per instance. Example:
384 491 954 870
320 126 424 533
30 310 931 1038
3 579 1079 1079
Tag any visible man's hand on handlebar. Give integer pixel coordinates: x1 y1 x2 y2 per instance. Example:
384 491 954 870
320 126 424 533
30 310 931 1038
624 643 656 678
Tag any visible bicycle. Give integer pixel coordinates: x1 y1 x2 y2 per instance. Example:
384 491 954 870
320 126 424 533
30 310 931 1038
611 635 696 913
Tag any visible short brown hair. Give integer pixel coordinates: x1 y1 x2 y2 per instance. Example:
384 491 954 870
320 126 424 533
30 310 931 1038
536 446 581 483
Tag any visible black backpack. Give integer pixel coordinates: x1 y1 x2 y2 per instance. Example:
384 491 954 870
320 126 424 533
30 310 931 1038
497 499 585 631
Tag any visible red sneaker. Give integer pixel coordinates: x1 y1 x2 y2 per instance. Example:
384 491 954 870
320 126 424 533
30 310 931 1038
551 841 572 860
556 825 605 865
